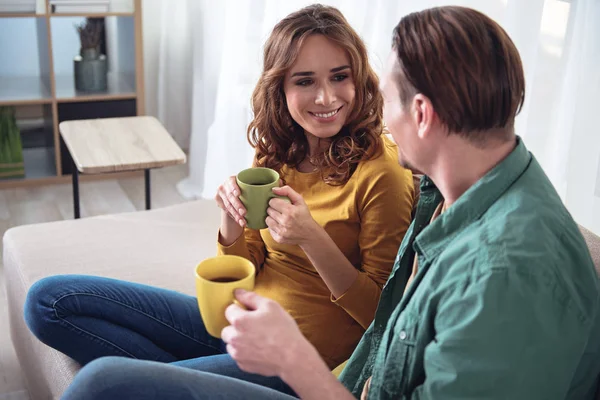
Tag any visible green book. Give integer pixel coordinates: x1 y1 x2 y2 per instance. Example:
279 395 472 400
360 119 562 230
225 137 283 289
0 106 25 178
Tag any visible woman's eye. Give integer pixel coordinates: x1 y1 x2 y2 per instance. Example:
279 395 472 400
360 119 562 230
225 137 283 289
332 74 348 82
296 79 313 86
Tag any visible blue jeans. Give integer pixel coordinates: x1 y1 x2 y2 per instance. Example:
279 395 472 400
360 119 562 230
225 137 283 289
62 357 297 400
24 275 295 396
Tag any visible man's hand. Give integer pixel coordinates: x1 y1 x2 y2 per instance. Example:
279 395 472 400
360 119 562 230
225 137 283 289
223 290 355 400
221 289 311 377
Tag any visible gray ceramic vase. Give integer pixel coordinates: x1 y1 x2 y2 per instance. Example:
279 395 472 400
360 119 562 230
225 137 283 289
74 47 107 92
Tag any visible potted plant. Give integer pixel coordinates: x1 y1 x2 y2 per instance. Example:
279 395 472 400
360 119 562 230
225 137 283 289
74 18 107 92
0 106 25 178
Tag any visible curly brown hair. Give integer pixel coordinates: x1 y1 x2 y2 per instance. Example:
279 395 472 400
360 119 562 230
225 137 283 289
247 4 383 185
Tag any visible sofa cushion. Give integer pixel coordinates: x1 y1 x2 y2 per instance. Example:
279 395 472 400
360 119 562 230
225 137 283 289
580 225 600 277
3 199 221 399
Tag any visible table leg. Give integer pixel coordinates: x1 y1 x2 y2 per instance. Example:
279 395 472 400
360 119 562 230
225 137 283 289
145 169 151 210
72 161 80 219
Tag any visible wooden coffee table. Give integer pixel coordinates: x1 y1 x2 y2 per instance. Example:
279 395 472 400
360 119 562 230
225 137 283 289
59 116 186 219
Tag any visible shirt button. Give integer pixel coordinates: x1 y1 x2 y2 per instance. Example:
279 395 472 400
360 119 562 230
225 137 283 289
399 331 407 340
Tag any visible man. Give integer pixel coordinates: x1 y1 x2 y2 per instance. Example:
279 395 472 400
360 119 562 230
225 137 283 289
62 6 600 400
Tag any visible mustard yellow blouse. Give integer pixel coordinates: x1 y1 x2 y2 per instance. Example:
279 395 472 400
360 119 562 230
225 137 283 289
218 136 414 368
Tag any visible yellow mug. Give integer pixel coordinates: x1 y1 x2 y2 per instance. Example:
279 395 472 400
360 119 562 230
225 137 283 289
195 255 256 338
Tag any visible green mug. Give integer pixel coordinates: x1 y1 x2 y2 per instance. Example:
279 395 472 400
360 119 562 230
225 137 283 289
236 167 288 230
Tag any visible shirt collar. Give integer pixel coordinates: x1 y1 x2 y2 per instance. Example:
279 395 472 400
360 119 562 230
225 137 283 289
414 136 532 262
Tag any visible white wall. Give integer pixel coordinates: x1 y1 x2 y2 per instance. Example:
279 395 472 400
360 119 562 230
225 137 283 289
49 17 86 76
0 18 42 77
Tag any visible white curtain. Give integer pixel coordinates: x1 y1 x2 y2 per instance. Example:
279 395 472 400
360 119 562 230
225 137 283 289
151 0 599 234
141 0 194 149
555 0 600 235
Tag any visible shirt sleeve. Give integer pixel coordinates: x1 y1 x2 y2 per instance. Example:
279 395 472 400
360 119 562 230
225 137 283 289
408 268 593 399
217 228 266 269
332 147 414 329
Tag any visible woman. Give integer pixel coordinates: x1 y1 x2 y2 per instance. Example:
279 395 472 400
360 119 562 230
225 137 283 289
26 4 414 397
215 5 412 372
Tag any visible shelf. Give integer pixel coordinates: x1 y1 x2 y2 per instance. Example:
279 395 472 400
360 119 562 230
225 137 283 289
23 146 56 179
0 76 52 106
21 125 54 149
55 72 136 103
0 13 45 18
0 147 56 182
50 12 134 17
48 0 135 16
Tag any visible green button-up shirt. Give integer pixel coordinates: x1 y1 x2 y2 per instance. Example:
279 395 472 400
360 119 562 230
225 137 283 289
339 138 600 399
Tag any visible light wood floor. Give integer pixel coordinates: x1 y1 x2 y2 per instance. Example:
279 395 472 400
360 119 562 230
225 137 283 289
0 164 191 399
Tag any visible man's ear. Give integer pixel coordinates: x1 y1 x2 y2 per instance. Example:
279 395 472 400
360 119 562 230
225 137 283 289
412 94 435 139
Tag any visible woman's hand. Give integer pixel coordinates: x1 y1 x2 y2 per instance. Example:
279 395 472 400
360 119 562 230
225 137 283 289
266 186 319 246
215 176 246 227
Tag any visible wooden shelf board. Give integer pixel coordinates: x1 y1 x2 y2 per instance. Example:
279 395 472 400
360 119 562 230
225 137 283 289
0 76 52 106
0 98 53 106
50 12 133 18
0 13 46 18
55 73 137 103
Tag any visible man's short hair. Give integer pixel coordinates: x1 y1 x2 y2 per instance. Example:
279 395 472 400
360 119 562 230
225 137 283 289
392 6 525 141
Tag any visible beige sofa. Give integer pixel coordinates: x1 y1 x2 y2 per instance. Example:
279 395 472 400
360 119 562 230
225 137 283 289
3 200 600 399
3 200 221 399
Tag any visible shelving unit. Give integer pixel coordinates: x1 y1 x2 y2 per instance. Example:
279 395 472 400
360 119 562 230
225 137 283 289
0 0 145 188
